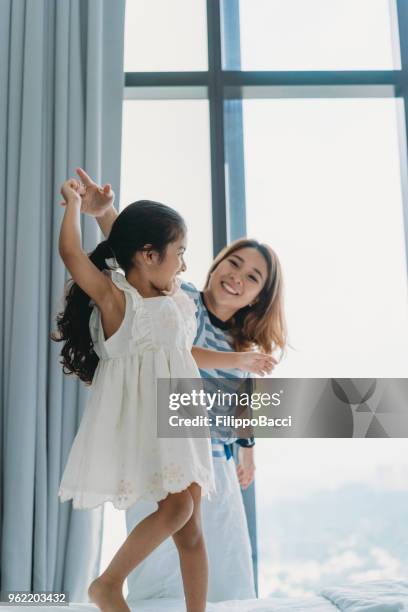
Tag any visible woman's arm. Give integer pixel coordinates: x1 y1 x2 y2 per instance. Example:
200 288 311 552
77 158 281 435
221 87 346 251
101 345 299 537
191 346 276 376
59 179 113 307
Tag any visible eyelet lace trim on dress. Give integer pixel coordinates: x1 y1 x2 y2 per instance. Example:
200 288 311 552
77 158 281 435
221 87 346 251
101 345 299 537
58 463 215 510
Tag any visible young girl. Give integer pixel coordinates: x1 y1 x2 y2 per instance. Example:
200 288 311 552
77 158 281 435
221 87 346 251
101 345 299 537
63 168 286 604
53 178 275 612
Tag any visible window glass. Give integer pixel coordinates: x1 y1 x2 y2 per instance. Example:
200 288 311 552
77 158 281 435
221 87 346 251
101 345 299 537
256 438 408 596
236 0 399 71
244 98 408 377
121 99 213 289
125 0 208 71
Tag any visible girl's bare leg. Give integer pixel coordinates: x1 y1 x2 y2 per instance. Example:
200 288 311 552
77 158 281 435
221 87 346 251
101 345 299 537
88 489 194 612
172 483 208 612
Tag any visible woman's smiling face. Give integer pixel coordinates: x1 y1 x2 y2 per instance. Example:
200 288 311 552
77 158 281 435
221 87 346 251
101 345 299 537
207 247 268 311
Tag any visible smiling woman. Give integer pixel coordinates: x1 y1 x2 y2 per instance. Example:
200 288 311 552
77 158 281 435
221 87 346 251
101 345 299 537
205 249 267 310
202 239 287 355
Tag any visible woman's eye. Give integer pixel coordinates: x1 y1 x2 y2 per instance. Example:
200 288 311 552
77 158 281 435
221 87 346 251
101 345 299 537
229 259 238 267
248 275 258 282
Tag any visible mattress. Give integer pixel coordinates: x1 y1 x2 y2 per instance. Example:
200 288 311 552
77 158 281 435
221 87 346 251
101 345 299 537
2 579 407 612
0 597 336 612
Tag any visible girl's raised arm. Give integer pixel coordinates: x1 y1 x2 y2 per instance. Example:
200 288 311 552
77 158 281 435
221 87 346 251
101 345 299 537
59 179 113 308
97 205 118 239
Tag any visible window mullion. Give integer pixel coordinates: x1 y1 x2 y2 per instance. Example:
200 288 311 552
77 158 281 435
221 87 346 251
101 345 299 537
207 0 228 256
394 0 408 278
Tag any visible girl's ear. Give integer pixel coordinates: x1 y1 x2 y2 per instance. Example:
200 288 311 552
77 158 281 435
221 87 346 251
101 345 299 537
141 244 159 266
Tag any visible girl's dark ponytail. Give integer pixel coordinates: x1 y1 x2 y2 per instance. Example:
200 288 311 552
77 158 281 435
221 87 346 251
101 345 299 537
89 239 116 271
50 239 117 386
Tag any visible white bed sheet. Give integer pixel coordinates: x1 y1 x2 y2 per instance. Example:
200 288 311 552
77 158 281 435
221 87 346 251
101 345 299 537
321 579 408 611
4 579 408 612
0 595 336 612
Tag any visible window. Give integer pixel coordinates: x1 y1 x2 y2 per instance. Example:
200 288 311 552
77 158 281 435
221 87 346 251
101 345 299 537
103 0 408 597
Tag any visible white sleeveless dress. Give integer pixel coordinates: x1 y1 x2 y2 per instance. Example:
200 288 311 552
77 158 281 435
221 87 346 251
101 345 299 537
58 268 216 510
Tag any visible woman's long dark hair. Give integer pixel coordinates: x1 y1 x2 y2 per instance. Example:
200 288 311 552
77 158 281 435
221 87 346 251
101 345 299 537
50 201 186 385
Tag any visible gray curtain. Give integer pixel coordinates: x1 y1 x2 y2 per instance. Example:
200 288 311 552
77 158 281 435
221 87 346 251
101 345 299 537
0 0 125 602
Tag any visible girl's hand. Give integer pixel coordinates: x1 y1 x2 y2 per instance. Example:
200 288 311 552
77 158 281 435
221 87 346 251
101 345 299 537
235 351 277 376
236 446 256 489
59 167 114 217
60 179 81 205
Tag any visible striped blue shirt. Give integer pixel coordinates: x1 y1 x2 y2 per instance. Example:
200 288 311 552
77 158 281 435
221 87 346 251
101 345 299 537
181 281 255 460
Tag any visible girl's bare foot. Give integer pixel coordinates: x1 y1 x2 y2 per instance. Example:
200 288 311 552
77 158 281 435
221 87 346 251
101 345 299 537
88 576 130 612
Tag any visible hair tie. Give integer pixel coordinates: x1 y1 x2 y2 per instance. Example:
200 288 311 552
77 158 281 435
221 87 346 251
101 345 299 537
104 242 118 268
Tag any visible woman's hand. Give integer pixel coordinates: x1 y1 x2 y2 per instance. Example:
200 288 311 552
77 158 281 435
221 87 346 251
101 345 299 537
236 446 256 489
59 167 114 217
234 351 277 376
60 178 81 205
